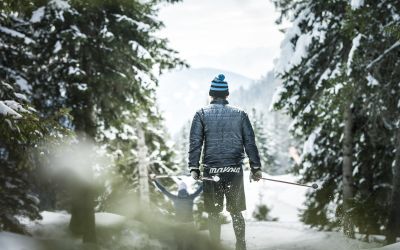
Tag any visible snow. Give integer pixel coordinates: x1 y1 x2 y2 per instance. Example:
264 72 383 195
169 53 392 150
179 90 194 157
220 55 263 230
68 66 84 75
301 128 321 158
50 0 71 10
70 25 87 39
0 204 392 250
367 41 400 69
100 25 114 40
75 83 87 91
367 73 379 86
316 68 332 89
15 76 31 93
14 93 28 101
0 101 22 118
221 221 381 250
114 14 150 31
347 33 363 75
351 0 365 10
3 100 29 113
0 232 43 250
370 243 400 250
132 65 156 89
2 211 163 250
156 171 385 249
242 171 306 222
53 41 62 53
30 7 45 23
274 4 307 74
129 40 152 60
274 5 329 74
176 171 306 222
291 33 312 68
0 26 34 44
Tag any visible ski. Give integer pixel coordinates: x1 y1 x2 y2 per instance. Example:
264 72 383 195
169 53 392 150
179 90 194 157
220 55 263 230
258 177 318 189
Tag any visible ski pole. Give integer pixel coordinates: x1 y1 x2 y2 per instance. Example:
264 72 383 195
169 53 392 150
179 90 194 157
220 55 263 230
149 174 184 180
259 177 318 189
149 174 220 182
199 175 220 182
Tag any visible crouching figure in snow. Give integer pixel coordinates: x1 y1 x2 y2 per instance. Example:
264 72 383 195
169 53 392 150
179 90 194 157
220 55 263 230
188 74 263 250
152 178 203 250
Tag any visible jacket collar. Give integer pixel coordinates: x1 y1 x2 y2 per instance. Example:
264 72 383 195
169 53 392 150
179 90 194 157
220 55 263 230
210 98 229 105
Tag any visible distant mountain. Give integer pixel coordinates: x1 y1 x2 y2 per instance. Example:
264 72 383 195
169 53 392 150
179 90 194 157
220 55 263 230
156 67 255 135
229 71 278 112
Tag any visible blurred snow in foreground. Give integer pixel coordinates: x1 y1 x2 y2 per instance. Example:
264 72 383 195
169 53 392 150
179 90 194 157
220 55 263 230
0 173 398 249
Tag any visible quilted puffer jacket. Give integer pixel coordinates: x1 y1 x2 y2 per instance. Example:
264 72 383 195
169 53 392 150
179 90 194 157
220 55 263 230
188 98 261 171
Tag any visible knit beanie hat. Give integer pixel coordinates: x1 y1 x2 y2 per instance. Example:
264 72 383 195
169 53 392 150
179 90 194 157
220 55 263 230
178 182 187 191
209 74 229 98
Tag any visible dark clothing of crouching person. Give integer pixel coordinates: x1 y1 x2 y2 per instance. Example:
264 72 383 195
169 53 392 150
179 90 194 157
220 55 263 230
188 74 263 250
154 180 203 250
154 180 203 222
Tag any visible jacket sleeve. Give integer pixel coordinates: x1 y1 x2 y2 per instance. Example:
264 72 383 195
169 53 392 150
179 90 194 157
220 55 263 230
188 111 204 171
242 111 262 170
154 180 177 200
189 185 203 199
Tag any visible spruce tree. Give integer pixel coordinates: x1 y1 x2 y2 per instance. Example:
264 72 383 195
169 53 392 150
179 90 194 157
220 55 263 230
273 0 399 239
0 0 184 240
250 109 279 174
0 2 62 232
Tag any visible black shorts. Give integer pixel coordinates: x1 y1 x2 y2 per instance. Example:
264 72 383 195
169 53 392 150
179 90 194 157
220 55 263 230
203 166 246 213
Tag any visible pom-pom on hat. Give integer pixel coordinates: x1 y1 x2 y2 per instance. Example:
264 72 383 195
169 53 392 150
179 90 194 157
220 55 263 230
209 74 229 98
178 182 187 191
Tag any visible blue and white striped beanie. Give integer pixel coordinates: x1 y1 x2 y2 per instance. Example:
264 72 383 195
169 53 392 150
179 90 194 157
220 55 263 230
209 74 229 97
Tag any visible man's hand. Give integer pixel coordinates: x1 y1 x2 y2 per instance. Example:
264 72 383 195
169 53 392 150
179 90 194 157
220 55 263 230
149 173 156 181
250 169 262 182
190 169 201 180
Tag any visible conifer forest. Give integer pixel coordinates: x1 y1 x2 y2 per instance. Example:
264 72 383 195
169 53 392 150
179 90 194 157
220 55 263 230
1 0 400 249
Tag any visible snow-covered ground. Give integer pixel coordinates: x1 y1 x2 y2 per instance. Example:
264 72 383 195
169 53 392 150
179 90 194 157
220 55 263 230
1 211 165 250
1 171 398 250
241 171 306 222
221 221 383 250
176 171 393 249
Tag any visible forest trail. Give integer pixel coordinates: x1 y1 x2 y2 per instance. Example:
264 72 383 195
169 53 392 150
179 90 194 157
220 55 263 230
221 221 380 250
1 211 398 250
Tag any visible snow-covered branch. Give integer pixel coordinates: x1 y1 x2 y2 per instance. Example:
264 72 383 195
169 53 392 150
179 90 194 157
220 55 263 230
367 41 400 69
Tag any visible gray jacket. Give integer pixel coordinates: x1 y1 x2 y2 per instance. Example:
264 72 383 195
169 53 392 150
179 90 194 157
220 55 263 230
188 98 261 171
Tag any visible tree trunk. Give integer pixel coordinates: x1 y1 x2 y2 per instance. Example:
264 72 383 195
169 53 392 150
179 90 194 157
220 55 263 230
69 100 97 243
137 128 149 207
342 100 355 238
386 128 400 244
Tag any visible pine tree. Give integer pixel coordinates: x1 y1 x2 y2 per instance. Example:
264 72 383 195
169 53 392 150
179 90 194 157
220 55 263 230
0 2 64 233
250 109 279 173
0 0 184 240
0 80 42 233
174 120 191 172
273 0 400 239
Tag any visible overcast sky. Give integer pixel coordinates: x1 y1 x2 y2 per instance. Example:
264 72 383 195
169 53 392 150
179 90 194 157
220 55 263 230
157 0 284 79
